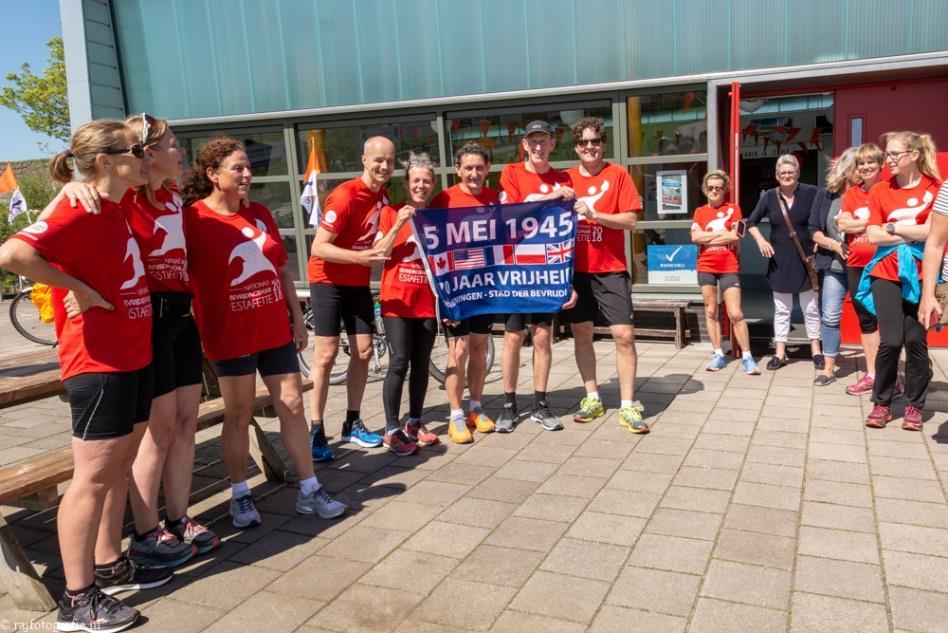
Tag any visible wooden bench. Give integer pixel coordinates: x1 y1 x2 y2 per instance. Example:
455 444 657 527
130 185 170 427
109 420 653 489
560 298 692 348
0 348 62 408
0 379 311 611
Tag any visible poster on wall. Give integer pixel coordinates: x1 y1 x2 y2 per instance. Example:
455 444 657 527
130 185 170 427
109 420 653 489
647 244 697 285
656 170 687 216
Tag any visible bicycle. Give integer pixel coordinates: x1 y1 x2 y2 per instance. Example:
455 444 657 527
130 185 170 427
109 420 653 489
296 298 495 386
9 277 57 347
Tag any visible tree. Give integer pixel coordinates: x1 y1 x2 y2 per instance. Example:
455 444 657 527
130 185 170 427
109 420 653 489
0 36 70 147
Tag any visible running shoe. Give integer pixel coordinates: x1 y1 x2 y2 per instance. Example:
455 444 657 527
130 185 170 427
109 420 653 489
310 426 335 462
706 353 726 372
404 422 439 446
126 526 196 569
229 493 262 528
902 405 924 432
495 404 517 433
296 487 347 519
448 417 473 444
573 396 605 423
94 556 173 596
845 374 874 396
531 403 563 431
865 404 893 429
467 408 495 433
166 516 220 556
618 406 650 434
383 429 418 456
341 419 383 448
58 585 139 633
742 356 761 376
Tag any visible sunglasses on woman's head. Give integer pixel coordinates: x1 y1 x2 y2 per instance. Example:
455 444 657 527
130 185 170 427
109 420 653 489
103 144 145 159
141 113 156 145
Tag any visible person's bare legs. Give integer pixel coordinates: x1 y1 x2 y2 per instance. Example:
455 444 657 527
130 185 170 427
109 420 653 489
217 374 258 484
261 372 317 481
502 330 525 395
60 431 142 589
346 332 373 413
530 324 552 394
723 288 751 353
467 333 489 402
445 335 469 411
611 324 637 403
310 335 340 425
571 321 598 393
701 285 722 350
93 422 146 566
161 384 202 520
128 392 177 533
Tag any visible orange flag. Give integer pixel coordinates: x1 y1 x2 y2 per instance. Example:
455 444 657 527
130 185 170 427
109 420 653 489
0 164 17 194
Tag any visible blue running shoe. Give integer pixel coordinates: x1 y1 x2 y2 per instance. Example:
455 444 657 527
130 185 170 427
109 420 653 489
311 427 334 462
706 353 726 372
341 419 383 448
742 356 761 376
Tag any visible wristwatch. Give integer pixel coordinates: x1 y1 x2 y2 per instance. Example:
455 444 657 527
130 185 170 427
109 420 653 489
885 222 896 235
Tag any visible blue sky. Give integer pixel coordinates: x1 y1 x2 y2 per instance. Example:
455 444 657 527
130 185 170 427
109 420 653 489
0 0 63 161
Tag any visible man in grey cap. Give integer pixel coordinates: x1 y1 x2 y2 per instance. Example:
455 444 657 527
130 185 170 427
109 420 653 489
495 120 576 433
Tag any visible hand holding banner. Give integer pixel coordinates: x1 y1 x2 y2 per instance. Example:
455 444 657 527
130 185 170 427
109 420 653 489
411 199 576 322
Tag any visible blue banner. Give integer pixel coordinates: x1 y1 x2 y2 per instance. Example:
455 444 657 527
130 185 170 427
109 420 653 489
411 199 577 322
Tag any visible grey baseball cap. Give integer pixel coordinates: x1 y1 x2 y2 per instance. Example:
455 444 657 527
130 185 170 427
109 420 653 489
523 120 555 137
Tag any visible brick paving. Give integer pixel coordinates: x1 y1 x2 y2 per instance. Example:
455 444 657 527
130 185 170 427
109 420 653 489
2 332 948 632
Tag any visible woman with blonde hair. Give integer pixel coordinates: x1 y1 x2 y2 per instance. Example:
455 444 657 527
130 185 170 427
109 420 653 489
856 131 941 431
690 169 759 374
808 147 859 385
0 120 169 633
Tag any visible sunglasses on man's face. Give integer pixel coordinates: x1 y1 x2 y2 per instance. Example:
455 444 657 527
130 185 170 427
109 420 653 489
103 144 145 159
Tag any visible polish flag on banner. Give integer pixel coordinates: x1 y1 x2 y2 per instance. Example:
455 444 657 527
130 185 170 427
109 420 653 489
429 251 454 275
490 244 515 266
514 243 545 265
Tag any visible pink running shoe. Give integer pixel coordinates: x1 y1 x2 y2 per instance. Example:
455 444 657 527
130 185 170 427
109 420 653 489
383 429 418 456
902 406 923 432
865 404 893 429
846 374 874 396
404 422 440 446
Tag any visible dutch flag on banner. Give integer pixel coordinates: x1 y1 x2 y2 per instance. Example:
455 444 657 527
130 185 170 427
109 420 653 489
514 243 546 265
429 251 454 275
489 244 515 266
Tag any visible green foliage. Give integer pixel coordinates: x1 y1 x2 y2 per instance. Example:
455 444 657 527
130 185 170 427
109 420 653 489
0 200 35 295
0 37 70 146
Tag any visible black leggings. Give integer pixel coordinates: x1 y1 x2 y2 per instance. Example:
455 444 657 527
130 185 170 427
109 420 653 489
846 266 879 334
870 278 931 407
382 316 438 431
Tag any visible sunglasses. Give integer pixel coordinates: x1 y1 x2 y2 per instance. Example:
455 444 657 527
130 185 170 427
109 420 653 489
103 144 145 159
141 112 156 145
577 138 603 146
706 185 726 192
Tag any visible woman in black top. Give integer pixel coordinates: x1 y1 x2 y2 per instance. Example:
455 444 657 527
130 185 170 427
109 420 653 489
747 154 823 370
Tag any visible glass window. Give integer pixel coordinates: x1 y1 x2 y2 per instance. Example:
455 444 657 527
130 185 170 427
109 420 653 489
629 162 707 222
627 91 707 158
446 105 613 165
177 131 288 177
630 228 695 286
281 236 302 282
295 121 440 174
250 182 294 229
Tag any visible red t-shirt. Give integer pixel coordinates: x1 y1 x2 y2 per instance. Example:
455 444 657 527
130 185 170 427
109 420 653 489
566 163 640 273
499 162 572 204
867 175 942 281
691 203 743 274
430 184 501 209
13 199 152 381
377 203 436 319
838 185 875 268
185 200 291 361
307 177 388 286
122 186 190 294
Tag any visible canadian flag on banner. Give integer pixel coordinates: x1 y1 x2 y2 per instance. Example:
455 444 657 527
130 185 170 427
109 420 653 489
428 252 454 275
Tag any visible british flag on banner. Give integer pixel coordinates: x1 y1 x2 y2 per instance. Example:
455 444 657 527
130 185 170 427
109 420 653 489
546 240 573 264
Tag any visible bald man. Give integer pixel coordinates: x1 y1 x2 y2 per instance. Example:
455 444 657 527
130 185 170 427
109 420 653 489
307 137 394 459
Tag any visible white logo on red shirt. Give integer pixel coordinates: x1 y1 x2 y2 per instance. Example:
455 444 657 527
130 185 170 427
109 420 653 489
891 191 935 225
149 211 186 257
22 221 48 235
704 208 734 232
120 235 146 290
523 182 562 203
355 210 381 245
853 206 870 221
324 210 337 225
229 227 277 286
578 181 610 214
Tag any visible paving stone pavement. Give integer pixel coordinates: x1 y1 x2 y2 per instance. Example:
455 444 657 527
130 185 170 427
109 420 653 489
3 336 948 632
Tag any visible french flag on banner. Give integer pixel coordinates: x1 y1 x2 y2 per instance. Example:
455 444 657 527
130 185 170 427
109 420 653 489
490 244 515 266
514 243 546 265
428 251 454 275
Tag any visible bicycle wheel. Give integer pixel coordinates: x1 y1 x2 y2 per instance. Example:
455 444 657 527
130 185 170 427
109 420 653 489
10 290 57 346
428 334 497 385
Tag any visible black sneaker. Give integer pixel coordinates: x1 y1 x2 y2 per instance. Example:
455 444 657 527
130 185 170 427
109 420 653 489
58 585 139 633
495 404 517 433
94 556 173 596
531 402 563 431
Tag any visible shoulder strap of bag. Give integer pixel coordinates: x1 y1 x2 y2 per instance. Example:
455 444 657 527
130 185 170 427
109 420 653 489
777 192 812 264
